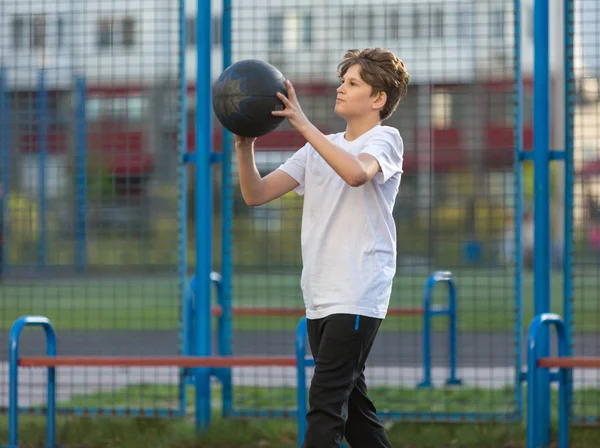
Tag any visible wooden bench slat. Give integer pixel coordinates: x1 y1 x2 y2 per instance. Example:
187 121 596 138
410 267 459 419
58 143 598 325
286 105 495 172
18 356 297 368
538 357 600 369
387 308 425 317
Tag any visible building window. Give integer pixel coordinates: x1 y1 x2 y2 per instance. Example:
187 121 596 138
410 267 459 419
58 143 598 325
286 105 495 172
488 91 513 127
57 16 65 48
186 16 221 47
302 13 312 47
343 12 355 40
268 14 283 50
186 17 196 47
412 6 424 38
122 17 135 47
457 7 472 39
491 9 505 39
432 91 453 129
355 8 374 41
272 11 313 51
387 8 400 39
97 18 113 48
11 14 54 50
212 15 222 46
368 9 374 40
12 16 26 49
97 17 137 48
31 14 46 49
431 7 444 38
526 5 534 40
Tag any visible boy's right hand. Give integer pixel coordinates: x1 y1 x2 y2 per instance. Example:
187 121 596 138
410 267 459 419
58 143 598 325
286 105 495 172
234 134 256 150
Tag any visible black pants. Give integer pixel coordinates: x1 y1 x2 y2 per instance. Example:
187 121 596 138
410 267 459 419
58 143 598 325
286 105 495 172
302 313 391 448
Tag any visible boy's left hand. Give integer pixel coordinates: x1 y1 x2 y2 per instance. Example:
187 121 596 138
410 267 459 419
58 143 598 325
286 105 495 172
272 80 310 132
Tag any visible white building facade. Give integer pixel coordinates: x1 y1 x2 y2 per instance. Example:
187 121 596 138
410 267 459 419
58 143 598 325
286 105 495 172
0 0 581 89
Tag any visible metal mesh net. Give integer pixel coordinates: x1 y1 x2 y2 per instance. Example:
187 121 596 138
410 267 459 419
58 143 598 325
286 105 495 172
0 0 185 414
572 0 600 425
225 0 522 421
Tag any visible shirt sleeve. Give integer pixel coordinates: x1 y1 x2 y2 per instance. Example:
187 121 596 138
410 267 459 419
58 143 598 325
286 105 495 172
276 143 310 195
360 127 404 185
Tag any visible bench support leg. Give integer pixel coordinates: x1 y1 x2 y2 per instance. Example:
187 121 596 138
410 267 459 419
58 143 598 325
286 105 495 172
6 316 57 448
526 313 570 448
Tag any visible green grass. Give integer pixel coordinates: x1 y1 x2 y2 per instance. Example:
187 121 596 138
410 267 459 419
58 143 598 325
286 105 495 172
59 383 520 415
1 269 599 332
5 416 600 448
0 415 529 448
4 384 600 447
55 383 600 423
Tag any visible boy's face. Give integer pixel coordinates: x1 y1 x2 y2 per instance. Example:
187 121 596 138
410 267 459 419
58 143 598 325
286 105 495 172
334 64 382 120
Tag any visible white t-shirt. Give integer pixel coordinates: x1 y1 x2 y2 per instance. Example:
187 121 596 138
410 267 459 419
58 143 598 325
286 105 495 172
277 125 404 320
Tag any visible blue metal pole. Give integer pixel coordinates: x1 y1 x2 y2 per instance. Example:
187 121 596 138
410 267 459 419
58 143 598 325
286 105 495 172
446 280 461 385
7 316 57 448
46 326 57 448
37 69 48 271
186 276 196 356
533 0 551 442
7 326 19 447
557 332 571 448
75 76 87 272
526 318 540 448
178 0 189 416
418 283 432 389
296 317 309 448
562 0 575 422
418 271 459 388
194 0 213 431
219 0 234 418
180 280 193 406
0 68 10 275
526 313 568 448
512 0 524 418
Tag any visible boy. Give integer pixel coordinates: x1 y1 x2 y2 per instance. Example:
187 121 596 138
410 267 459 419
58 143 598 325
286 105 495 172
235 47 409 447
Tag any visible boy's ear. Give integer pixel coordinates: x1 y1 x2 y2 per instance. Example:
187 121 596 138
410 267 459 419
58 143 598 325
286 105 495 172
372 91 387 111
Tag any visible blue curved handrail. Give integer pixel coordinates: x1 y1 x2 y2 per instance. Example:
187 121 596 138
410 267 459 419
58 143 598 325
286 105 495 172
7 315 58 448
418 270 461 388
526 313 570 448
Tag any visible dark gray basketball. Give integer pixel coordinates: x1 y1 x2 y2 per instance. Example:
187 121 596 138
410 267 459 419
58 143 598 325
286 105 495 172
212 59 288 138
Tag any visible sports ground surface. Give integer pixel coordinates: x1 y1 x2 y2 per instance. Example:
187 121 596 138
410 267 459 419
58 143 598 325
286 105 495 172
0 269 599 411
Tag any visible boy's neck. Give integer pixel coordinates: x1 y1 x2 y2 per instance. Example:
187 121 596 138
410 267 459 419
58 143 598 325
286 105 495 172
344 117 382 142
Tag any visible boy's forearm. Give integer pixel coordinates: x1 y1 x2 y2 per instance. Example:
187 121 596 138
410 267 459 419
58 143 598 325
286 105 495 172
299 123 367 186
235 145 264 205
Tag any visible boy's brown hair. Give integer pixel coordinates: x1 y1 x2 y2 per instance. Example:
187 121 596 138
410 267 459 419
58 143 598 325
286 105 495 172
337 47 409 121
